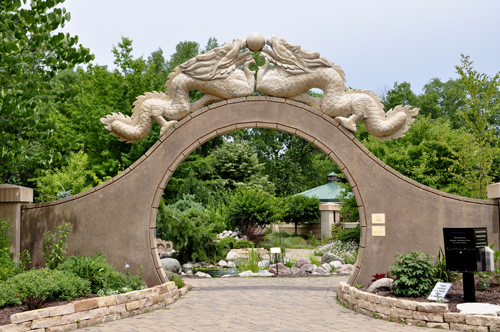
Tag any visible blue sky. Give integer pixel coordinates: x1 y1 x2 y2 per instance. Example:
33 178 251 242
58 0 499 96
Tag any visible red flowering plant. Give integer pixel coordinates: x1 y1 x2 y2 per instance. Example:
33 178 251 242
371 272 390 281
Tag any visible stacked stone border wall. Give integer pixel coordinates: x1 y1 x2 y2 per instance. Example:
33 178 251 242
0 282 191 332
337 281 500 331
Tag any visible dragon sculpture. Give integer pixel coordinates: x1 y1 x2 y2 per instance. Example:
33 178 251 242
101 33 419 142
101 38 256 143
256 36 419 141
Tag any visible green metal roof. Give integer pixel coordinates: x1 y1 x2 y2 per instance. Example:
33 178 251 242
295 182 342 203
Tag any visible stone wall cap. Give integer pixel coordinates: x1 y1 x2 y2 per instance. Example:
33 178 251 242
0 184 33 203
319 203 341 211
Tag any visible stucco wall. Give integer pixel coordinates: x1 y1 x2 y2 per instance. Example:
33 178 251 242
21 97 499 286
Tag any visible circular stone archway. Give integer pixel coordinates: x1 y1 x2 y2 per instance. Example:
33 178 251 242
21 97 499 286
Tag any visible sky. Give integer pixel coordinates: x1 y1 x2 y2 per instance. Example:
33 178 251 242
58 0 500 96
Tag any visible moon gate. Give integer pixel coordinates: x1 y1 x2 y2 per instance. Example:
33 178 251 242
21 98 499 286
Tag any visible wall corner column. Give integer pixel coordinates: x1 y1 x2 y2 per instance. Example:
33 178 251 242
319 203 340 239
0 184 33 262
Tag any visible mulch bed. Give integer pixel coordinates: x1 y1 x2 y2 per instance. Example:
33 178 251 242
0 295 97 327
365 276 500 313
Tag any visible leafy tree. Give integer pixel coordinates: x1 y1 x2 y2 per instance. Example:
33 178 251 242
236 129 327 196
209 141 274 193
30 151 93 202
451 55 500 199
0 0 93 186
282 195 320 236
384 82 419 113
226 188 286 231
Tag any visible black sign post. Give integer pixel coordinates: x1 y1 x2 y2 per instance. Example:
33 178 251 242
443 227 488 303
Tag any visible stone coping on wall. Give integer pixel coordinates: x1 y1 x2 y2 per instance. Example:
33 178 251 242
0 282 191 332
337 281 500 331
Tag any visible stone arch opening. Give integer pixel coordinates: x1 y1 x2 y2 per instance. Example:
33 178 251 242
21 97 498 286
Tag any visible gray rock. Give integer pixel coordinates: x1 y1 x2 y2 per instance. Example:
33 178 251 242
295 258 312 268
321 252 345 265
206 264 215 268
194 263 201 268
290 267 300 275
300 264 314 273
322 263 332 272
315 267 327 275
258 260 270 267
367 278 394 293
159 251 172 259
161 258 181 273
226 251 239 261
186 270 193 276
221 274 234 278
218 260 228 268
182 263 193 269
258 270 274 277
164 270 174 280
195 271 212 278
311 272 320 276
227 261 233 268
330 261 342 269
268 263 288 275
239 270 254 277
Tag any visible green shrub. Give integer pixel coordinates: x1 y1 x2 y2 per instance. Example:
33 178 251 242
337 225 360 243
233 239 255 249
218 236 237 250
390 252 439 297
285 237 307 247
0 219 19 281
57 254 146 293
226 189 286 231
43 223 72 269
170 274 184 289
156 195 219 263
0 268 91 309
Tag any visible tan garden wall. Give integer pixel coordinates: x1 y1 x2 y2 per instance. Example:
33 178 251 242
20 97 499 286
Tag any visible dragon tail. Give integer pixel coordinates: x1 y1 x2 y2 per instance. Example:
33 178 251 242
343 90 419 141
100 92 171 143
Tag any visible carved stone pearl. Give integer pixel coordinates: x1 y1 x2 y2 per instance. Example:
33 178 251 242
246 32 265 52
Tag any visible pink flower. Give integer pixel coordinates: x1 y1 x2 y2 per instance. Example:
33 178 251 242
125 264 130 269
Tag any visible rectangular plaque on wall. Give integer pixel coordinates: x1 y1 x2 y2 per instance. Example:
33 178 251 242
372 213 385 224
372 225 386 237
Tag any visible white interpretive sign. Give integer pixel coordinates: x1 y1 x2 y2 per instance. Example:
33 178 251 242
428 282 452 302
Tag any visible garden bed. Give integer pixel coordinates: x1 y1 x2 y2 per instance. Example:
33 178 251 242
0 282 190 329
366 276 500 313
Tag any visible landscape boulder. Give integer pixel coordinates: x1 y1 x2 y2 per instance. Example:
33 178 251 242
329 261 342 269
295 258 312 268
367 278 394 293
226 251 239 261
161 258 181 273
321 253 345 265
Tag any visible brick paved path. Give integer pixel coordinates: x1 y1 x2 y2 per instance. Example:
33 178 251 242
82 276 428 332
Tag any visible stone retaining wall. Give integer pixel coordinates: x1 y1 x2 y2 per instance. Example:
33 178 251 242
0 282 191 332
337 281 500 331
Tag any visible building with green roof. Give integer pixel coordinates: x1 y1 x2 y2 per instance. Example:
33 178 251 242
295 172 342 202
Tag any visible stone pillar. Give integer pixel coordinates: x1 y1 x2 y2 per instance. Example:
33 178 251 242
319 203 340 239
487 183 500 242
0 184 33 262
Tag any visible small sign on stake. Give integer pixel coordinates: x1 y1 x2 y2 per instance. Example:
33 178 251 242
428 282 452 302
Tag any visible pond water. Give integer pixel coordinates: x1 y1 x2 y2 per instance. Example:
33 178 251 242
192 267 244 277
